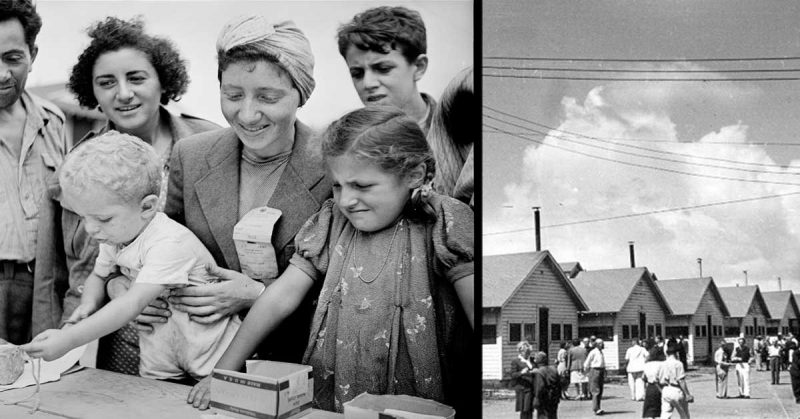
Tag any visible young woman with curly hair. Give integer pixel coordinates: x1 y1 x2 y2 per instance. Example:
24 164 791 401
31 16 219 382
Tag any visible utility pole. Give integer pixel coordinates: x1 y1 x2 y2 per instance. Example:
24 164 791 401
697 258 703 277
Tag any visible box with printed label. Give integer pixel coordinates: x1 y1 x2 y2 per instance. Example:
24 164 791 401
343 393 455 419
210 360 313 419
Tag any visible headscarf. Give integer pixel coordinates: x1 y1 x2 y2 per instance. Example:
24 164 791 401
217 16 315 106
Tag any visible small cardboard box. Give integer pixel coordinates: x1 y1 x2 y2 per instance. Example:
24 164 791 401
210 360 313 419
343 393 455 419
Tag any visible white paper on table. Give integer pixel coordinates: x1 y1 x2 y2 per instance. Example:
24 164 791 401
382 410 444 419
0 344 87 391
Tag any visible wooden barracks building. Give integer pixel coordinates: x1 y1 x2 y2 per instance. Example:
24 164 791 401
482 251 587 380
655 277 730 365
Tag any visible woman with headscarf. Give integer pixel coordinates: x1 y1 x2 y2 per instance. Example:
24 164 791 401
31 16 220 377
164 16 331 368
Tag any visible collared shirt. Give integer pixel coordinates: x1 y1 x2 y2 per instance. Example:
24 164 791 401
0 91 67 262
768 344 782 357
584 347 605 369
658 357 685 386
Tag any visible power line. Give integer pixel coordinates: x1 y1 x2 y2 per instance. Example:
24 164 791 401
484 105 800 170
483 130 800 147
483 191 800 236
484 73 800 82
484 122 800 187
483 65 800 74
485 114 800 176
484 56 800 63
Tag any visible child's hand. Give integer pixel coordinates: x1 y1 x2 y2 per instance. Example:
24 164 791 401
187 375 213 409
20 329 71 361
63 302 98 328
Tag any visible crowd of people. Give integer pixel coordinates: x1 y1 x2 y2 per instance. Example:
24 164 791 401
511 333 800 418
1 0 473 414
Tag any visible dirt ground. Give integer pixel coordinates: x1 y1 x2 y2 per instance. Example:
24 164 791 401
483 366 800 418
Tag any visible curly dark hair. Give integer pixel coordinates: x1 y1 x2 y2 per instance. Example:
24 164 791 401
0 0 42 53
336 6 426 63
68 16 189 109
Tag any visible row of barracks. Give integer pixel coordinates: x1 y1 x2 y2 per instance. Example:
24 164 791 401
482 249 800 380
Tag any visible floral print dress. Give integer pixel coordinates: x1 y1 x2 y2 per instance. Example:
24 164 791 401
289 194 473 412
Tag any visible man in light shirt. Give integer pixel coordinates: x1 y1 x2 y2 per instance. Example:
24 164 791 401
584 338 606 415
0 0 67 344
714 340 731 398
658 341 694 419
625 339 648 401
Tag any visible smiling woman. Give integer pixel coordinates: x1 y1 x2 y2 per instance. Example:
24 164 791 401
31 15 221 378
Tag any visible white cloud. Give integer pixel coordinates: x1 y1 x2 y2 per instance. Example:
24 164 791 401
484 84 800 291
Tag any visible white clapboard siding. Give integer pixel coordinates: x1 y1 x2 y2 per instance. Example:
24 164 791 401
483 335 502 380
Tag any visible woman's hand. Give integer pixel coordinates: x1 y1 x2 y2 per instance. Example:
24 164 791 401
107 274 171 333
168 265 265 324
187 375 213 409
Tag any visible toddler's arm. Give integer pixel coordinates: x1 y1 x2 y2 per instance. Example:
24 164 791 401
63 271 109 325
454 274 474 328
187 264 315 410
23 282 166 361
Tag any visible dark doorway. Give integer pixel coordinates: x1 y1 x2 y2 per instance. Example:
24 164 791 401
539 307 549 352
707 315 713 360
639 312 647 339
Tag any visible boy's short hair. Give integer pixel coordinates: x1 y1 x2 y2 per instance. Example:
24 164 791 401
59 131 162 204
336 6 426 63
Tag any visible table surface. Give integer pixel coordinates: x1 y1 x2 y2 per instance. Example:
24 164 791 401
0 367 343 419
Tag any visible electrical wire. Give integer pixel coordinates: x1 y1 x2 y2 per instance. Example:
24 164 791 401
485 115 800 176
482 191 800 235
485 105 800 169
484 122 800 187
484 56 800 63
483 65 800 74
484 73 800 82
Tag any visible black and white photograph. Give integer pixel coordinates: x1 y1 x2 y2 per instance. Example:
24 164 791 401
0 0 473 417
483 1 800 418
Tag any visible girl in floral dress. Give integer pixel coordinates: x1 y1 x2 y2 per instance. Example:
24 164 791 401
187 106 474 413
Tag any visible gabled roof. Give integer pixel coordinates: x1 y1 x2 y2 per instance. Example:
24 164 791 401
717 285 771 318
761 291 800 321
656 277 730 317
483 251 587 310
570 267 672 314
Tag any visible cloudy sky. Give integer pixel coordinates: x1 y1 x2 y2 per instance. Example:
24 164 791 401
483 0 800 291
30 0 473 130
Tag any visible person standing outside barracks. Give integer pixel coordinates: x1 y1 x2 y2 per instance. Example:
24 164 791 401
658 341 694 419
584 338 606 416
714 339 731 398
566 338 587 400
336 6 436 134
0 0 68 345
731 337 751 398
625 338 648 401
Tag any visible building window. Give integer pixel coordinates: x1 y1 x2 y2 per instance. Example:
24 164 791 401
564 324 573 341
631 325 639 339
509 323 522 343
524 323 536 342
551 324 561 341
622 325 630 339
725 326 740 336
784 327 789 335
578 326 614 341
695 325 701 337
656 323 663 337
701 325 707 337
666 326 689 338
745 326 752 336
482 325 497 344
647 325 655 338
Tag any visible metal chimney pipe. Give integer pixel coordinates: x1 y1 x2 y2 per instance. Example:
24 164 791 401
779 277 782 291
743 270 748 286
697 258 703 277
629 241 635 268
533 207 541 251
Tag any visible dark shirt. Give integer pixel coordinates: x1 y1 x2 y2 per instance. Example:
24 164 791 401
733 345 751 363
532 365 561 410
